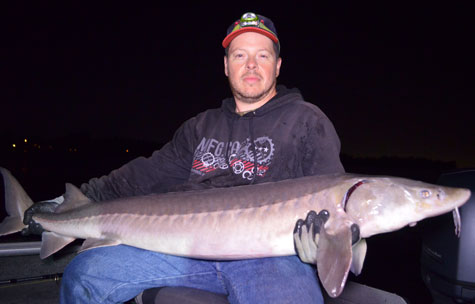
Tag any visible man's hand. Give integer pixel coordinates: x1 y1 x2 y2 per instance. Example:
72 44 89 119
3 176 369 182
293 210 330 264
21 200 61 236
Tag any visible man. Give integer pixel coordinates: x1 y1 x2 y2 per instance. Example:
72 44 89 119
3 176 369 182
25 12 344 303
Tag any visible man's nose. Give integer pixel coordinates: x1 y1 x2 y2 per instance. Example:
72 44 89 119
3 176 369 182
246 57 257 70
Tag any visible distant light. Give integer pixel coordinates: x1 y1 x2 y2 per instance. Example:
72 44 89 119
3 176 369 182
12 144 16 148
125 149 129 153
24 138 28 143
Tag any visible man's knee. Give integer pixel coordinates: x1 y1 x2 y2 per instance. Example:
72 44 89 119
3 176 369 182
62 254 89 290
61 250 120 303
63 251 96 281
223 256 323 303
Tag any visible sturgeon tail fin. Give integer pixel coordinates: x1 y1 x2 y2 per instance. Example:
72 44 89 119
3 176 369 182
0 167 34 236
37 183 92 259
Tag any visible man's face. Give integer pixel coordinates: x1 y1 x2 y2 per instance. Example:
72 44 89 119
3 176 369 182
224 32 282 105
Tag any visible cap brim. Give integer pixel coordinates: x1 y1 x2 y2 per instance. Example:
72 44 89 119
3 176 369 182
222 28 279 48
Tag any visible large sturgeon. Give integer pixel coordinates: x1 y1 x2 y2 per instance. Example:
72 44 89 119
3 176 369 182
0 167 470 297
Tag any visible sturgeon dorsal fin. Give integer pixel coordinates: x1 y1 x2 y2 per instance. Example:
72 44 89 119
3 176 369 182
55 183 92 213
40 232 76 259
350 238 367 276
316 219 353 298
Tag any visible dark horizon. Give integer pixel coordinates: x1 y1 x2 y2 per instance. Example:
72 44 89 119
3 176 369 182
2 2 474 168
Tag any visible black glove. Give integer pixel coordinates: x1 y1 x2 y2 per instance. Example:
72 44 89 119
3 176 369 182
21 200 60 236
293 210 330 264
294 210 360 264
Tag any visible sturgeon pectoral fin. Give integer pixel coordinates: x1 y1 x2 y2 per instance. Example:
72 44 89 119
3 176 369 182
350 238 367 276
79 238 122 253
40 232 76 259
316 220 353 298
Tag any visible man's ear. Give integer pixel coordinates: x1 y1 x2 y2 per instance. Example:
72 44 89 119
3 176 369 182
224 56 229 77
276 57 282 78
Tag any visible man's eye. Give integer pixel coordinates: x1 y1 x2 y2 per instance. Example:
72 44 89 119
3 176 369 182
234 53 244 58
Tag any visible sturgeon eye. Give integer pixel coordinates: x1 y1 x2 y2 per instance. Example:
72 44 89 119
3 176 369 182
420 190 431 199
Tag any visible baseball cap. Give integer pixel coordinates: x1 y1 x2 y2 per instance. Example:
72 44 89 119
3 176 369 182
222 12 280 51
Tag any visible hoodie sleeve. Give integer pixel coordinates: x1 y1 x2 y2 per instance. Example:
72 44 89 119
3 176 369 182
80 118 196 201
302 109 345 176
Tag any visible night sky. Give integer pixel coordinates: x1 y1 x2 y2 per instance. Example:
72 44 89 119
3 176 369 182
2 2 474 167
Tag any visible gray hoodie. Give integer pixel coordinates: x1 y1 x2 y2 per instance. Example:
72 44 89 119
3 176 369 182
80 85 344 201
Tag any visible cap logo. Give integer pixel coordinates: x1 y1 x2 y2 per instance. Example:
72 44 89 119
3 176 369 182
240 12 259 27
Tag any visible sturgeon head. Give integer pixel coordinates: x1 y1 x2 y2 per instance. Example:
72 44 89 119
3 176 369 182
314 175 471 298
343 176 471 239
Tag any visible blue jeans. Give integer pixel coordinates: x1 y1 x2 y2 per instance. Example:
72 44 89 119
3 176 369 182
60 245 324 304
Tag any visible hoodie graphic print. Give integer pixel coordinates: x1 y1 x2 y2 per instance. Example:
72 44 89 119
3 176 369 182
191 136 275 181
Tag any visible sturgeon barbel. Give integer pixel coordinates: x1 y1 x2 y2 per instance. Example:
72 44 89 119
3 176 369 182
0 167 470 297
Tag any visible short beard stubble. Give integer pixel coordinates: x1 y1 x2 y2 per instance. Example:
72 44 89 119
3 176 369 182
228 76 277 104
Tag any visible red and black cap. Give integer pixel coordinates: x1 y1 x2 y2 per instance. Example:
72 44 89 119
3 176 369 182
222 12 279 51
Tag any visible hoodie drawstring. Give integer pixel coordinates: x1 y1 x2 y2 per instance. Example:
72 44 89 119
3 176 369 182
225 115 235 175
249 113 258 184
